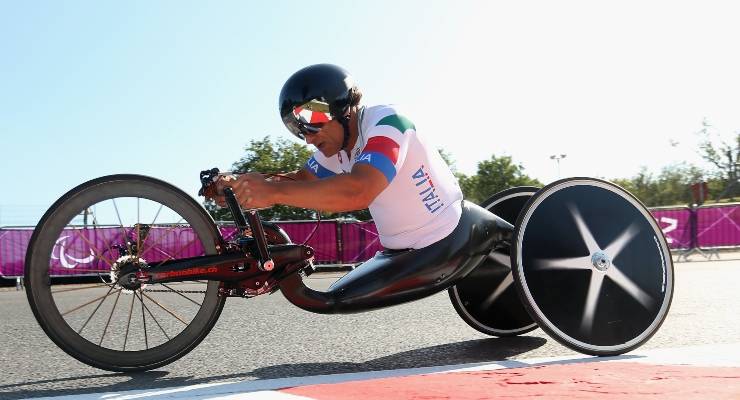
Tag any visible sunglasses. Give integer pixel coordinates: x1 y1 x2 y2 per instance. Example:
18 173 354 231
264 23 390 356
285 99 334 139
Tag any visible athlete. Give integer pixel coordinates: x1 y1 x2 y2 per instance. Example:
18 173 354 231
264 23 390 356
210 64 463 250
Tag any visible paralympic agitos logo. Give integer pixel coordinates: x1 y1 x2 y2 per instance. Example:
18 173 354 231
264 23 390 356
52 236 96 269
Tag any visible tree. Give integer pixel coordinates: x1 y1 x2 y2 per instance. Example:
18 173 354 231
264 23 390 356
696 119 740 200
437 148 468 182
612 163 707 207
612 168 656 205
204 136 371 221
204 136 315 221
462 155 542 203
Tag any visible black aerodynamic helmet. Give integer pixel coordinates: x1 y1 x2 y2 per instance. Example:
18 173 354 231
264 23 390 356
279 63 362 141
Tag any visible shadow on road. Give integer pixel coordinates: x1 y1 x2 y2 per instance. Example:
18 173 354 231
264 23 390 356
251 336 548 379
2 336 546 399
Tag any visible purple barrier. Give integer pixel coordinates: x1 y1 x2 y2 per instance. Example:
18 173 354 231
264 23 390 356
4 204 739 278
0 222 348 277
217 224 341 263
217 221 380 264
0 226 207 278
650 208 692 249
277 221 340 264
696 205 740 248
340 222 383 263
0 229 33 278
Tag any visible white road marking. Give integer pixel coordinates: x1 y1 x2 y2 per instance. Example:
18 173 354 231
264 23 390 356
33 343 740 400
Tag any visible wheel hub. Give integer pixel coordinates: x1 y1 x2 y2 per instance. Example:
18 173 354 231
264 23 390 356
591 251 611 272
111 255 149 293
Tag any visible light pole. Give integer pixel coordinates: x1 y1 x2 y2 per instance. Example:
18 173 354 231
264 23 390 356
550 154 567 179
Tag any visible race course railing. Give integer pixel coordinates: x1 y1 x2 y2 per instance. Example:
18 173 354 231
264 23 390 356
0 220 385 279
2 204 739 278
650 203 740 249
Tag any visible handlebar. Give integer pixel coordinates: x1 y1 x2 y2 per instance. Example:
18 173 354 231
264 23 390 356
200 168 274 272
198 168 221 196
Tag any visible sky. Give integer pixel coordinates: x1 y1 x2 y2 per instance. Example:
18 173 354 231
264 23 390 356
2 1 740 226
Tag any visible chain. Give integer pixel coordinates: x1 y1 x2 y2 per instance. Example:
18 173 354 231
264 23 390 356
142 288 208 294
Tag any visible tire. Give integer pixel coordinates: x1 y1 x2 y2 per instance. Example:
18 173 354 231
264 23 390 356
511 178 674 355
449 187 539 337
25 175 226 372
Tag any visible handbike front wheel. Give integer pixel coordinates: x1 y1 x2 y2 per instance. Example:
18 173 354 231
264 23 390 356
512 178 674 355
25 175 226 372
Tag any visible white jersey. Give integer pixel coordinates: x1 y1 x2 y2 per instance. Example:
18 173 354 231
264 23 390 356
304 105 463 249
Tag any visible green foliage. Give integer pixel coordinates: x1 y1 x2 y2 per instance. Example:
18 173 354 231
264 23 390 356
215 133 736 222
231 136 313 175
612 163 708 207
437 149 456 172
438 148 469 183
611 120 740 206
461 155 542 204
437 150 542 204
696 119 740 200
204 136 371 221
204 136 315 221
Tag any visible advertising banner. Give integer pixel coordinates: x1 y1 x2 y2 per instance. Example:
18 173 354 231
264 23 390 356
696 205 740 248
0 226 206 278
2 205 739 277
278 221 340 263
340 222 383 264
650 208 692 249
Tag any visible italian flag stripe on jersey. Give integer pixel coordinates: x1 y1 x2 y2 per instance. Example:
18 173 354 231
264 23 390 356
357 136 400 183
305 156 336 179
362 136 400 164
376 114 415 133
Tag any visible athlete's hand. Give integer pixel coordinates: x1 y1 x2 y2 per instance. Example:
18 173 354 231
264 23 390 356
209 174 240 208
230 173 275 210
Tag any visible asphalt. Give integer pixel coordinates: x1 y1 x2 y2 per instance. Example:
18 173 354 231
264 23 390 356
0 256 738 399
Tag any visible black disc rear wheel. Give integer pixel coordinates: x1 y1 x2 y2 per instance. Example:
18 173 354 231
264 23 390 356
449 187 539 337
25 175 226 372
512 178 674 355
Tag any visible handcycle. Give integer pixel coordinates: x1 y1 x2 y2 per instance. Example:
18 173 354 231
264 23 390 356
25 169 674 372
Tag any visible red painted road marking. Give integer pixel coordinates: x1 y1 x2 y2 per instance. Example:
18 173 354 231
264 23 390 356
282 362 740 400
41 344 740 399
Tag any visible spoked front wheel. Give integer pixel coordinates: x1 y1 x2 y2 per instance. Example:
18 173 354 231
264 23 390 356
25 175 226 372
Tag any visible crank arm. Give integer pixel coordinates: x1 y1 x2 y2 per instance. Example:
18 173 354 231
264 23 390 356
136 244 315 285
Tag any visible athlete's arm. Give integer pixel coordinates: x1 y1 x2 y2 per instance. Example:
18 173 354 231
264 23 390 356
232 164 388 212
268 168 318 182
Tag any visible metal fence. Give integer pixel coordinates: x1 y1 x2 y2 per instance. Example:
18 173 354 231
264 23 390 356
2 203 739 278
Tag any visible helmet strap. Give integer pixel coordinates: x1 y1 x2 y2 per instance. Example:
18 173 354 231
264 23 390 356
339 115 351 150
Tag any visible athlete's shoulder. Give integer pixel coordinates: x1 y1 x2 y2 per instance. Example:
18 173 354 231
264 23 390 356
305 149 340 178
362 105 416 135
